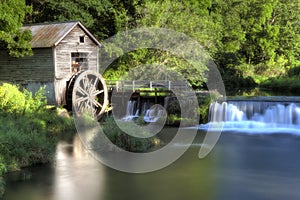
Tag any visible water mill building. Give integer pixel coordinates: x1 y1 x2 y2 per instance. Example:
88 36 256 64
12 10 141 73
0 21 101 105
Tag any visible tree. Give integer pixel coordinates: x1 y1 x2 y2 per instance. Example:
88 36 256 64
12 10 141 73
273 0 300 72
137 0 220 54
212 0 300 80
0 0 32 57
25 0 143 40
102 0 219 87
24 0 300 88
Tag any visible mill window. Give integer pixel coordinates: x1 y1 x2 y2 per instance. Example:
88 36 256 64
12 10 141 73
71 52 88 73
79 36 85 44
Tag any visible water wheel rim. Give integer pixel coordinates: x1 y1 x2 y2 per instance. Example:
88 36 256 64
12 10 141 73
72 70 108 119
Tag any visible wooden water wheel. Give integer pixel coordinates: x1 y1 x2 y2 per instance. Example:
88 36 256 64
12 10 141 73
70 70 108 120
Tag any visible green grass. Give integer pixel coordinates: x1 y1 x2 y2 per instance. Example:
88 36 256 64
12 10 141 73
260 77 300 93
0 83 75 197
101 116 161 152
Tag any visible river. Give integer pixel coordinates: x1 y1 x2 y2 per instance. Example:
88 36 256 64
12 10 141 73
4 127 300 200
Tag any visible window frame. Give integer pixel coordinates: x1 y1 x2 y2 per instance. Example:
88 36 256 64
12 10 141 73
71 52 89 74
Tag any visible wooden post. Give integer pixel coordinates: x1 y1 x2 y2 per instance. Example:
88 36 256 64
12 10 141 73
155 87 157 104
132 80 135 92
137 94 141 116
116 81 119 92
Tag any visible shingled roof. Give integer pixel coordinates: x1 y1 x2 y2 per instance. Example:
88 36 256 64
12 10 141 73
22 21 101 48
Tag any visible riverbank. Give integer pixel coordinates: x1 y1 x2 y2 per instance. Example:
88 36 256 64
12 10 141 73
226 75 300 96
4 130 300 200
260 77 300 94
0 83 75 197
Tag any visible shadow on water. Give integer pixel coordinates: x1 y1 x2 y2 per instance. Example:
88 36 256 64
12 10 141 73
4 128 300 200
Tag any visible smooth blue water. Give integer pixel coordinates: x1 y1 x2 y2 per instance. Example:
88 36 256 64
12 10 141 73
4 129 300 200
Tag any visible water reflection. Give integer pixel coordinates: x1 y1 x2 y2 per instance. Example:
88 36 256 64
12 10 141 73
4 130 216 200
4 130 300 200
52 136 106 200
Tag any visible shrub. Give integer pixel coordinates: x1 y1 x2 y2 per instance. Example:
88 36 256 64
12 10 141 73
0 156 6 197
0 83 47 115
102 116 160 152
260 77 300 93
197 91 223 124
0 176 4 197
165 92 218 125
0 117 57 168
0 83 75 197
23 86 47 113
0 83 26 115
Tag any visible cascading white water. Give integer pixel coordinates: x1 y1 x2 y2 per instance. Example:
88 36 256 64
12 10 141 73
143 106 166 123
201 100 300 134
122 100 139 121
122 100 165 122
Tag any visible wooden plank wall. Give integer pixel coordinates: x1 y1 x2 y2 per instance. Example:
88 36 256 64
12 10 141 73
54 25 99 105
26 82 56 105
0 48 57 105
54 79 67 106
0 25 99 106
55 25 99 80
0 48 54 82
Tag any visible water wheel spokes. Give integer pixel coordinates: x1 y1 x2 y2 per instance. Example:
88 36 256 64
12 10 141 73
72 70 108 120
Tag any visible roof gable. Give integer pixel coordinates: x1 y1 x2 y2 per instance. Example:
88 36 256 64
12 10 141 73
22 21 101 48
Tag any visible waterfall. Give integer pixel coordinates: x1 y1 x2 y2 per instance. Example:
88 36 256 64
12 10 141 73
143 106 166 123
122 100 139 121
201 100 300 134
122 100 165 122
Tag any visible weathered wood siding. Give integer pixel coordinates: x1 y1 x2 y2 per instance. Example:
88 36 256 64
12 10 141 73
0 48 54 82
0 24 99 106
54 24 99 105
55 25 98 80
26 82 56 105
54 79 67 106
0 48 57 105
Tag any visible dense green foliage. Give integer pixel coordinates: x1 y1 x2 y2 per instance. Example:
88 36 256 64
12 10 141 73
10 0 298 90
102 116 160 152
214 0 300 86
0 83 74 196
25 0 140 39
1 0 299 91
0 0 32 57
165 92 218 125
260 77 300 94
